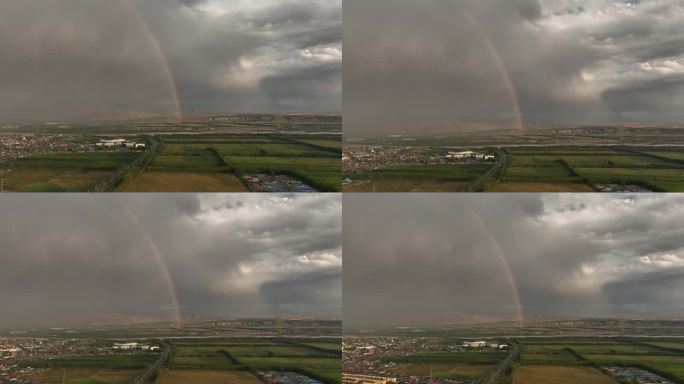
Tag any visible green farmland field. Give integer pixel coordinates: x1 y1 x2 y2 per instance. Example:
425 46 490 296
132 134 342 191
156 369 260 384
161 338 341 384
1 152 142 192
41 354 156 369
394 351 508 381
27 368 141 384
512 365 617 384
488 146 684 192
116 171 248 192
2 128 341 192
514 338 684 383
346 164 492 192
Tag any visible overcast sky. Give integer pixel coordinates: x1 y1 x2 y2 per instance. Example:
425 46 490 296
344 0 684 137
344 194 684 327
0 0 341 121
0 194 341 329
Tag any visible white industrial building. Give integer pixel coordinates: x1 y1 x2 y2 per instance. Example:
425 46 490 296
113 342 139 350
342 374 397 384
445 151 495 161
113 342 159 351
463 340 488 348
96 138 146 149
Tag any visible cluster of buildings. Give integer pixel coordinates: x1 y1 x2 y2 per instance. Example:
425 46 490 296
0 134 88 161
344 336 433 381
342 145 497 175
604 367 674 384
342 146 431 174
257 371 323 384
0 338 107 383
244 174 317 192
594 183 652 193
112 342 159 352
343 373 397 384
96 138 146 149
461 341 508 350
444 151 495 161
344 336 502 384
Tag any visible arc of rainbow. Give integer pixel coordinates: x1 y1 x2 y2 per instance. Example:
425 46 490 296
125 208 183 323
468 210 525 323
463 11 525 134
119 0 183 119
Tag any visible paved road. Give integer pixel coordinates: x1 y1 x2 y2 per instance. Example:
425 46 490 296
468 149 507 192
134 342 171 384
480 342 520 384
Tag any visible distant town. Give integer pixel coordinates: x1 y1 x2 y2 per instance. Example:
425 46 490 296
342 319 684 384
343 126 684 192
0 114 342 193
0 318 342 384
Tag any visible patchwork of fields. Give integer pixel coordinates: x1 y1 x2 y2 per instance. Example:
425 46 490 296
343 144 684 192
512 338 684 383
26 354 157 384
1 133 341 192
490 146 684 192
394 351 507 382
122 134 342 192
345 163 492 192
1 152 142 192
512 365 617 384
156 369 260 384
157 338 342 384
23 338 341 384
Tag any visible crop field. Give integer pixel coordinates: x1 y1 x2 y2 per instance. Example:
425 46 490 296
116 171 247 192
298 139 342 151
161 338 341 384
487 146 684 192
301 342 342 352
346 164 492 192
27 368 140 384
394 351 507 381
344 140 684 192
396 363 493 381
42 354 157 369
645 151 684 161
511 365 617 384
514 338 684 383
222 340 341 383
24 354 156 384
487 182 593 192
131 134 342 191
645 341 684 351
155 369 260 384
1 152 141 192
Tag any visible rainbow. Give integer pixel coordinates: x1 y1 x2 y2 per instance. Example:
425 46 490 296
464 11 525 134
125 208 183 323
469 210 525 323
119 0 183 119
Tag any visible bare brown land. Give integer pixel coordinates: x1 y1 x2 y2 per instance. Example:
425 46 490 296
155 369 261 384
512 366 617 384
116 171 248 192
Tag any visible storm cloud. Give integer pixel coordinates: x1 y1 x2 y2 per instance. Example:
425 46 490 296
0 0 341 121
0 194 342 329
344 0 684 137
343 194 684 327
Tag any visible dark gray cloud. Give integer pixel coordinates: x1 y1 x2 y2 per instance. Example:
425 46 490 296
0 194 341 329
0 0 341 122
343 194 684 327
344 0 684 137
